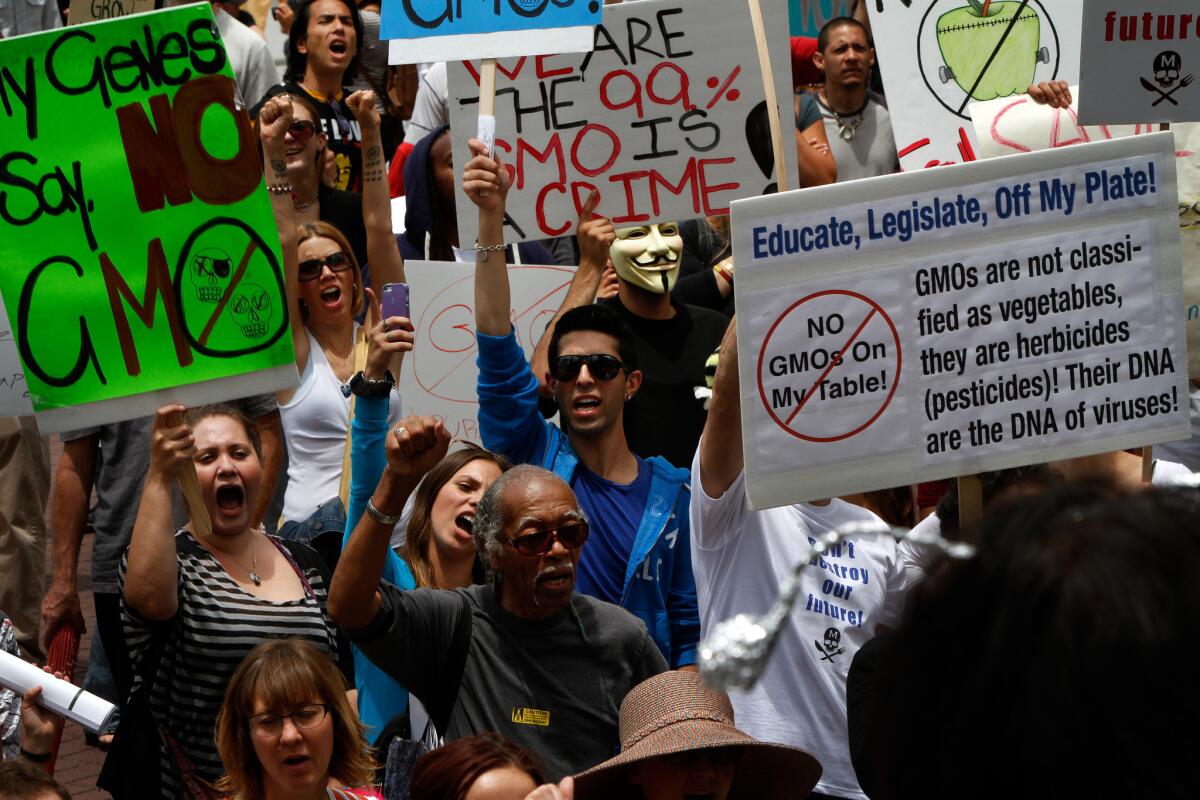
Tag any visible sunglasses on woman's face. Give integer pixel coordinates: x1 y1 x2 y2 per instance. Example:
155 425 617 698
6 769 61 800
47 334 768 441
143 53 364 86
287 119 318 143
552 354 627 382
503 521 590 557
298 250 352 282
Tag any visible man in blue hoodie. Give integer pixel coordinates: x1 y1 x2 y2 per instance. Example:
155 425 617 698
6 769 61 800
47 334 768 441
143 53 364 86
462 139 699 670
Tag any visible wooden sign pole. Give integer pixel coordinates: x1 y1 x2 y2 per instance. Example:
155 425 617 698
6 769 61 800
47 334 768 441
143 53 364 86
748 0 788 193
1142 446 1154 484
166 409 213 539
956 474 983 543
478 58 498 156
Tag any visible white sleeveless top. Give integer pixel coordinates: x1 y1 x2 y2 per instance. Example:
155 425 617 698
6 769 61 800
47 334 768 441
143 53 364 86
280 326 401 522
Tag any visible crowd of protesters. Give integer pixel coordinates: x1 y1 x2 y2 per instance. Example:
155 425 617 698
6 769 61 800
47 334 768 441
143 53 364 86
2 1 1200 799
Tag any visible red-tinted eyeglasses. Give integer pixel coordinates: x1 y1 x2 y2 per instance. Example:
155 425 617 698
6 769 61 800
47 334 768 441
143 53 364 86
287 119 318 143
503 521 590 556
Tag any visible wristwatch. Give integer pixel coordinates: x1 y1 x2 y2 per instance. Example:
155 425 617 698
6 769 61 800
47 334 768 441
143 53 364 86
366 498 402 526
348 370 395 398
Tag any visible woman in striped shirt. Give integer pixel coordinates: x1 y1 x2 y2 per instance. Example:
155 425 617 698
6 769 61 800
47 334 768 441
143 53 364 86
115 404 351 798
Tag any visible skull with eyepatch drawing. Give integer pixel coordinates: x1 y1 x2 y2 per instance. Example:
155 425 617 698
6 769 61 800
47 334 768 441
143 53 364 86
610 222 683 294
190 247 233 303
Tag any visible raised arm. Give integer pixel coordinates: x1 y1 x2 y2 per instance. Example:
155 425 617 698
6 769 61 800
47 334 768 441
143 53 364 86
529 191 613 393
40 436 96 651
463 138 513 336
123 406 194 621
347 90 405 289
698 318 742 498
259 94 309 391
249 409 283 530
329 415 450 630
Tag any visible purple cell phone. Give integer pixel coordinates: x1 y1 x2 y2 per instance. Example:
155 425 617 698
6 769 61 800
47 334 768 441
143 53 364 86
381 282 410 321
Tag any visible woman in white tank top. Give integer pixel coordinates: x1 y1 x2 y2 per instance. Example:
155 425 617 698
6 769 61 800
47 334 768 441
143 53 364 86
263 89 409 527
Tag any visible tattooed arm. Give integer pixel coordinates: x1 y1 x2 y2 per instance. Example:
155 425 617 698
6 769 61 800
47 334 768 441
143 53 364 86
259 94 309 385
347 91 405 289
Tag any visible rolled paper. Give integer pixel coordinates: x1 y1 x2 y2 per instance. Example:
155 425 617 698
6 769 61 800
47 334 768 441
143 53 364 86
0 649 116 734
477 114 497 161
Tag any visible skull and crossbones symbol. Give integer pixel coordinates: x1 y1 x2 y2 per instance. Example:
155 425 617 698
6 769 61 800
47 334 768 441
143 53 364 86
814 627 846 663
1143 51 1194 107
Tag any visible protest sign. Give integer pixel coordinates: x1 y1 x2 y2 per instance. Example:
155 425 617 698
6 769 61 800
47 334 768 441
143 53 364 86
968 86 1160 158
67 0 155 25
398 260 575 438
1077 2 1200 125
790 0 853 38
969 96 1200 380
0 6 296 434
732 134 1188 509
383 0 601 64
0 295 34 416
870 0 1083 171
446 0 796 246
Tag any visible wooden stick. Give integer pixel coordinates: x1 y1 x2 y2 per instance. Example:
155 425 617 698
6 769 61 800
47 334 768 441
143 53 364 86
747 0 788 193
478 58 498 156
1142 445 1154 484
166 409 213 539
956 474 983 543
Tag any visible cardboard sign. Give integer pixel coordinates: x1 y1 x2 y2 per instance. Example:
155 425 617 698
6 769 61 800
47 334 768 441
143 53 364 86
398 260 575 439
446 0 796 246
383 0 601 64
0 7 296 434
790 0 854 38
67 0 155 25
969 93 1200 380
870 0 1083 171
0 295 34 416
732 134 1188 509
1078 2 1200 125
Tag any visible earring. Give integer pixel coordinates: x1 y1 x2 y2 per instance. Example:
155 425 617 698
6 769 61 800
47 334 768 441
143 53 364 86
625 394 632 401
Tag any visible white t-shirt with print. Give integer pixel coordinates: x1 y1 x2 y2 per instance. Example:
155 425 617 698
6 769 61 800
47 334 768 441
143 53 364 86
689 452 912 800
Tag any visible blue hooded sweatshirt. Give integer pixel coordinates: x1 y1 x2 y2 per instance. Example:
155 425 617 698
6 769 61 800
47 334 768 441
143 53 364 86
476 328 700 668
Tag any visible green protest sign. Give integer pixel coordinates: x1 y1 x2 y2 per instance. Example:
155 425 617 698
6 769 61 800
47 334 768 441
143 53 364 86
0 5 295 431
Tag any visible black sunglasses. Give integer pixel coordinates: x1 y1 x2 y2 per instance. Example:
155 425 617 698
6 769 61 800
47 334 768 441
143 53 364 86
298 250 352 282
552 354 628 382
503 521 590 557
287 119 318 142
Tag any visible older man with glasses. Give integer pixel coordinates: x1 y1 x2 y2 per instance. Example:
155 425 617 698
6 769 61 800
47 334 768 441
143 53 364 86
463 140 702 678
331 419 666 780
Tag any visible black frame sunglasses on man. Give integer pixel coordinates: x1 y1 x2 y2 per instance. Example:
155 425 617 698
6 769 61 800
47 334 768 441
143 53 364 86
552 354 629 382
503 521 590 557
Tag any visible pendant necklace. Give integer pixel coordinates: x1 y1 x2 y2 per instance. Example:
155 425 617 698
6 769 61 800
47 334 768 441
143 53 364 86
820 91 867 141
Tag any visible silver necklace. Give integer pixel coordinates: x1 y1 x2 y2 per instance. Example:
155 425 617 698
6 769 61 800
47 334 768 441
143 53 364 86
249 541 261 586
819 91 867 141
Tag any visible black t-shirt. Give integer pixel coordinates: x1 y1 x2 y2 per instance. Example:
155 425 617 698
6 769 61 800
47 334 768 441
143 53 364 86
270 81 364 192
318 183 367 267
348 583 667 780
601 297 729 468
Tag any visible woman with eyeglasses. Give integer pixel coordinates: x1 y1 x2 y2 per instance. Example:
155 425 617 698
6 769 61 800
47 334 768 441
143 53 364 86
216 638 381 800
260 89 410 543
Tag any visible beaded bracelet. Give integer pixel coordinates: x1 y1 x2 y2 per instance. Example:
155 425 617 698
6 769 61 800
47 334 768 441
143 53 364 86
474 241 507 253
267 183 295 196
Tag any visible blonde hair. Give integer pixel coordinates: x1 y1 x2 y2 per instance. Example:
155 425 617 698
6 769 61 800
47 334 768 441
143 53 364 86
296 221 364 318
215 639 375 800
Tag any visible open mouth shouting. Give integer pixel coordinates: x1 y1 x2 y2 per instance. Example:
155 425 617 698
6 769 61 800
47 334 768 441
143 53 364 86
572 395 603 419
454 513 475 541
319 285 343 309
215 483 245 518
328 38 349 58
535 564 574 593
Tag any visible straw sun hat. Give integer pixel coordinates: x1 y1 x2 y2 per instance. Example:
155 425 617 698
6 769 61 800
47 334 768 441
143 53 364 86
573 671 822 799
